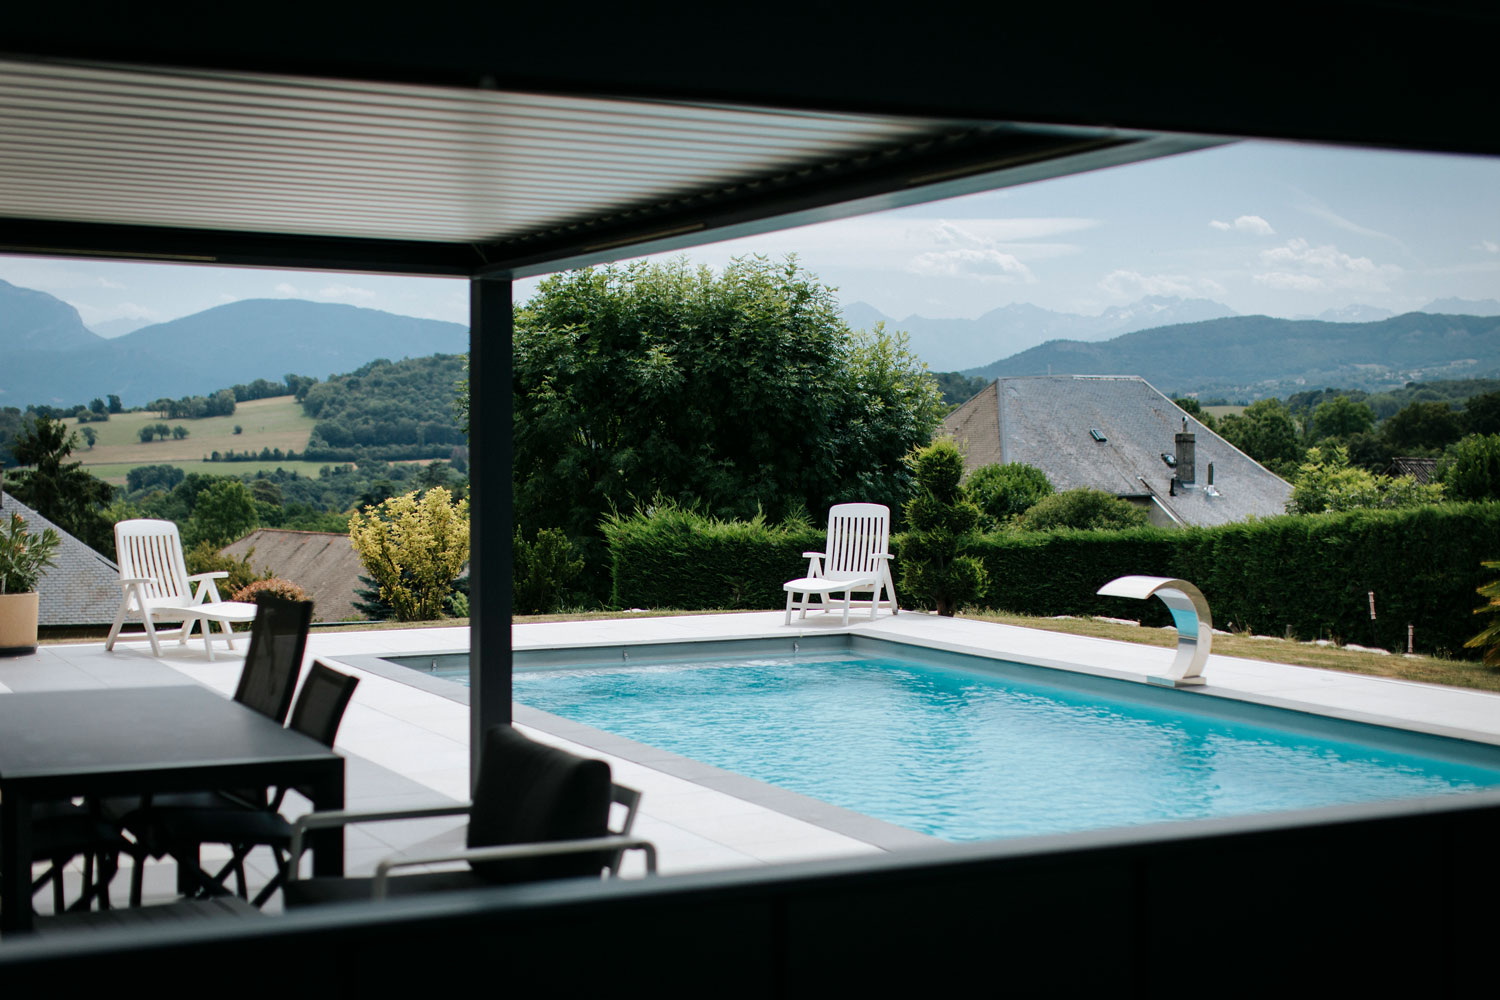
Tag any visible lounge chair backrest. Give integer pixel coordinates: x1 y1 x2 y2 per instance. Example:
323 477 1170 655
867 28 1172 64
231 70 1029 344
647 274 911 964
113 518 193 605
822 503 891 581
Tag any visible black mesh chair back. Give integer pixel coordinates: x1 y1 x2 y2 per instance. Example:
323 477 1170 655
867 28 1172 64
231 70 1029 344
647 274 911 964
232 594 313 724
288 661 360 747
466 725 612 885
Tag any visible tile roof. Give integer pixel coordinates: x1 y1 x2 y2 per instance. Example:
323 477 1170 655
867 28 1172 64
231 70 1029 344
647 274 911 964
1387 457 1438 485
0 490 121 625
221 529 365 623
941 376 1292 527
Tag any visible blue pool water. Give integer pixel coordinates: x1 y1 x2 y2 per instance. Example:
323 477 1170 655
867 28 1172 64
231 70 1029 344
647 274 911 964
414 649 1500 842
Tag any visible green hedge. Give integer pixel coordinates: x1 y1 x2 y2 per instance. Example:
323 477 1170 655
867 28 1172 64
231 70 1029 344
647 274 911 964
976 504 1500 657
605 502 1500 657
604 507 824 610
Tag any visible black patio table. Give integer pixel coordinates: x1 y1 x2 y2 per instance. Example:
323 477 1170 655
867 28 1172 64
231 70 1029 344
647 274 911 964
0 685 344 933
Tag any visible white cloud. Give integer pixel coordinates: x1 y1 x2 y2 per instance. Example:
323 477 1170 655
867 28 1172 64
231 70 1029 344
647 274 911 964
1209 215 1275 235
1252 237 1400 292
1260 237 1376 273
908 248 1037 283
1099 270 1225 299
1476 239 1500 253
273 282 301 295
1252 272 1326 291
98 278 126 290
315 283 376 302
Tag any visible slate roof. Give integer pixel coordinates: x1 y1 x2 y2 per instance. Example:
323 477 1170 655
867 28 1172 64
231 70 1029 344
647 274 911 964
0 490 121 625
941 376 1292 527
221 529 365 623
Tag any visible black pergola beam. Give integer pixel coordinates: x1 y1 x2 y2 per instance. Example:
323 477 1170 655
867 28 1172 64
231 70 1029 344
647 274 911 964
467 276 513 778
0 217 481 277
6 3 1499 156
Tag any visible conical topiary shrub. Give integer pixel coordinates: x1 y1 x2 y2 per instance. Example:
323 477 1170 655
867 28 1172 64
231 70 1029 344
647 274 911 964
899 439 987 616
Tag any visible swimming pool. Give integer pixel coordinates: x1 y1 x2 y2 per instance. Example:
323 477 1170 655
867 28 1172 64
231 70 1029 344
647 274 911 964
384 640 1500 842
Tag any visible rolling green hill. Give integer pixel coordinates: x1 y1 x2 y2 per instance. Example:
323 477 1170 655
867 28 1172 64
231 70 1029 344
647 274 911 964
965 312 1500 398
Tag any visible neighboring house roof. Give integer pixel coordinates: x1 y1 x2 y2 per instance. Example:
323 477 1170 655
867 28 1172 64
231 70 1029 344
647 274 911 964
0 490 121 625
221 529 364 623
1386 457 1438 484
941 375 1292 527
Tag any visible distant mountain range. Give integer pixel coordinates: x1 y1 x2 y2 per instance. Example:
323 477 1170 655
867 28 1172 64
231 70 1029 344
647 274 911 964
842 295 1239 372
0 279 468 406
6 274 1500 408
845 295 1500 374
963 312 1500 398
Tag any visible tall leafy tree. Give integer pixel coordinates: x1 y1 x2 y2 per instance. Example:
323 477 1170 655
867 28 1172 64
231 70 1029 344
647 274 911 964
4 416 113 553
508 256 942 598
184 479 259 547
1440 433 1500 501
966 462 1053 529
1309 395 1376 443
1217 398 1304 475
1381 400 1463 454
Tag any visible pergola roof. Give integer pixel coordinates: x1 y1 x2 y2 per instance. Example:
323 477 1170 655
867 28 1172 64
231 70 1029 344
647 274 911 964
3 4 1494 277
0 56 1214 277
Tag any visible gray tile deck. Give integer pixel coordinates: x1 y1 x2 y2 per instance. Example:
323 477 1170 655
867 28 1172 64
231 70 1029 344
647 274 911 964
7 609 1500 922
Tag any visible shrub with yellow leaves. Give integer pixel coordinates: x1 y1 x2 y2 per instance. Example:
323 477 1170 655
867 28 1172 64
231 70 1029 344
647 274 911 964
348 487 470 621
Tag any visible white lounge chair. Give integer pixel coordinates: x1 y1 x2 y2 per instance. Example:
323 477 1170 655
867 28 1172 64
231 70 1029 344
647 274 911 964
784 502 900 626
105 519 259 660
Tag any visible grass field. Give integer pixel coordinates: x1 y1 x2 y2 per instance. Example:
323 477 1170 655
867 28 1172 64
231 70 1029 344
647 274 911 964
80 459 335 485
71 396 317 484
1202 404 1246 420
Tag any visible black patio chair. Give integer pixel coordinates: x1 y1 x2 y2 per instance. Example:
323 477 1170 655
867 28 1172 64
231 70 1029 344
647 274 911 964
281 724 656 907
142 660 360 907
0 801 132 917
110 593 314 905
232 593 315 724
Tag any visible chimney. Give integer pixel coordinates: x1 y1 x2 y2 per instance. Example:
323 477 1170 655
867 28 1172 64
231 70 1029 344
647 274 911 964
1175 429 1196 484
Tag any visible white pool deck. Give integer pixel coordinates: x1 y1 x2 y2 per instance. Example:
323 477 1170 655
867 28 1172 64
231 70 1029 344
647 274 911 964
6 608 1500 916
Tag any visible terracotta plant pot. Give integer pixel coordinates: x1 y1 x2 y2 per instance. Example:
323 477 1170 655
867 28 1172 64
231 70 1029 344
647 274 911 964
0 591 40 656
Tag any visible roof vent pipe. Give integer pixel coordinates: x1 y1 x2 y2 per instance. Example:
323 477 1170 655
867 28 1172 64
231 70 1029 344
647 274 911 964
1175 430 1196 484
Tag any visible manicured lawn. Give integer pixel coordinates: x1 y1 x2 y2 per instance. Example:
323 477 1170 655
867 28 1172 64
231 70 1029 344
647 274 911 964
959 609 1500 693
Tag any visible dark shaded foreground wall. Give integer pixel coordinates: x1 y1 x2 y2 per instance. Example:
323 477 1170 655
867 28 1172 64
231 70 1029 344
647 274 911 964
3 790 1497 995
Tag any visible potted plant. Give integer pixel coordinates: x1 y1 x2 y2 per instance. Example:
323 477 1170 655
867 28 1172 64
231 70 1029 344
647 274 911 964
0 511 61 656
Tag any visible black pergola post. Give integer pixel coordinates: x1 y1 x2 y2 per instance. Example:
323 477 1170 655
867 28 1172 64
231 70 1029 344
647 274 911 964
468 274 514 787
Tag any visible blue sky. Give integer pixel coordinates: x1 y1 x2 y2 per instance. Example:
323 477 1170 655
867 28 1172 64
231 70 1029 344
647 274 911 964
2 140 1496 335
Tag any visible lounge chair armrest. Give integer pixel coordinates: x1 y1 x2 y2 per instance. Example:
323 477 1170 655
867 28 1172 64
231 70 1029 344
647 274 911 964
119 577 154 587
287 802 475 874
873 553 893 560
370 835 659 898
800 551 825 558
187 571 230 603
